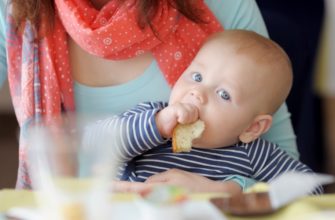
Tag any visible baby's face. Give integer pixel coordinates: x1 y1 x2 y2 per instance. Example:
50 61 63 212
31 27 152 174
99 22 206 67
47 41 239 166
169 39 263 148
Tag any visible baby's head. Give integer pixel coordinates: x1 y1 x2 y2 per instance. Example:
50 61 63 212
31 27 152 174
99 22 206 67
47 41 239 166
212 30 292 114
169 30 293 148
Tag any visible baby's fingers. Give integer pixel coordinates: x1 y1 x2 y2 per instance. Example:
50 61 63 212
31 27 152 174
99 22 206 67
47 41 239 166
176 103 199 124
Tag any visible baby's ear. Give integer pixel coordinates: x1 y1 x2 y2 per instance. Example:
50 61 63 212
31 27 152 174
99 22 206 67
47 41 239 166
239 115 272 143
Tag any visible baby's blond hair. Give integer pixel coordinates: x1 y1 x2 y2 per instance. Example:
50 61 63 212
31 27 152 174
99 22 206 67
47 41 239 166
205 30 293 114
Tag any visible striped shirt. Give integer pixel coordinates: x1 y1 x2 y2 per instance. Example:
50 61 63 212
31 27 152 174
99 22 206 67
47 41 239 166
85 102 322 194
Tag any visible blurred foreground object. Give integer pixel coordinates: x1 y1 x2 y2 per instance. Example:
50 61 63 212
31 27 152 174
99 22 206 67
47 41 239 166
26 114 119 220
211 172 334 216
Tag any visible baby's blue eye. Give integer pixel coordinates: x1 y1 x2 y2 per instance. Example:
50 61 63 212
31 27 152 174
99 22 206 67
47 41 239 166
217 89 231 101
192 72 202 82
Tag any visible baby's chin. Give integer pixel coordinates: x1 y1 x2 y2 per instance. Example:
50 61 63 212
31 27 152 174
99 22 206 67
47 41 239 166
192 139 220 149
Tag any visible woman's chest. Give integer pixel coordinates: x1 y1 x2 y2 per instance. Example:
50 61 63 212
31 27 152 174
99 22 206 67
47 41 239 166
68 38 154 87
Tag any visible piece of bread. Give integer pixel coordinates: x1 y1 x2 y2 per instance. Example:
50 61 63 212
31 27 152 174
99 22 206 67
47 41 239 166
172 120 205 153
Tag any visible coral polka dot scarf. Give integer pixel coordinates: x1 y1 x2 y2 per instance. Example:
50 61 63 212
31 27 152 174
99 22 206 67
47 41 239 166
56 0 223 83
6 0 222 188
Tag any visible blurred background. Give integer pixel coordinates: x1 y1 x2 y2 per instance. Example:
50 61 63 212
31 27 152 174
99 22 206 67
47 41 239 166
0 82 18 188
1 0 335 192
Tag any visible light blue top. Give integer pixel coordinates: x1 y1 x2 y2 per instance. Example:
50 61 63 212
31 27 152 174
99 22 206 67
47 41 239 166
0 0 6 88
0 0 298 189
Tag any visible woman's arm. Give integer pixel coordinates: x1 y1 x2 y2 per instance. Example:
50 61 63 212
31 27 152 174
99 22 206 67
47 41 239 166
0 0 7 88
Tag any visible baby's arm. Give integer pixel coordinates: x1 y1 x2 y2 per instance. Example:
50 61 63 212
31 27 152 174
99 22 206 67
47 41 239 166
83 102 168 162
247 139 323 194
84 101 199 162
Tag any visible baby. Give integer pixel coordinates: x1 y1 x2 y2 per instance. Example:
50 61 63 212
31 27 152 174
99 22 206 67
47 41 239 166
86 30 321 194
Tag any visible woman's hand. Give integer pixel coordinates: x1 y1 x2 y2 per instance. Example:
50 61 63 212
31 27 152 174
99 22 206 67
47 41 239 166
113 169 242 195
146 169 242 194
112 181 155 194
156 103 199 138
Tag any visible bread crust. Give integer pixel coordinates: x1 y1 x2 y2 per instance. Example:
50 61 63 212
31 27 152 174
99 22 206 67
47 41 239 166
172 120 205 153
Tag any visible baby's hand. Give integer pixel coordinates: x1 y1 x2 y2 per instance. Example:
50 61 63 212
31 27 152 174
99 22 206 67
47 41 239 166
155 103 199 138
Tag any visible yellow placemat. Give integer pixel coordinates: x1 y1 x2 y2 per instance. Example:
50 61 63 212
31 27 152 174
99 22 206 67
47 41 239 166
0 189 138 212
0 189 37 212
1 189 335 220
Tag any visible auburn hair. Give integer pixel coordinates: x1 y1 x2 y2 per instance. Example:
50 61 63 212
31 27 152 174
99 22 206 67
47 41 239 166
10 0 206 35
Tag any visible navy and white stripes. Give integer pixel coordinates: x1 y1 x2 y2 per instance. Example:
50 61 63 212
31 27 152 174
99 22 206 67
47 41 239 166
86 101 323 194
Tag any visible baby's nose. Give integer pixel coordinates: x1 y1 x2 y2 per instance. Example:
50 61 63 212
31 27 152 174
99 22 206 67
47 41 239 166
189 90 206 104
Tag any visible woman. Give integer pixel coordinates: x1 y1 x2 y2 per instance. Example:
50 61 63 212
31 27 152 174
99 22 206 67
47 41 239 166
0 0 298 192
